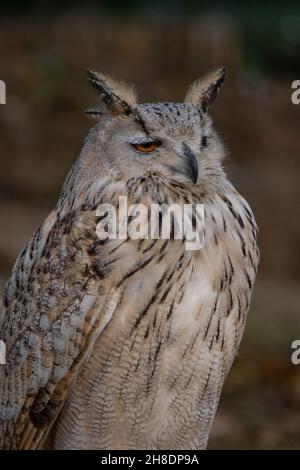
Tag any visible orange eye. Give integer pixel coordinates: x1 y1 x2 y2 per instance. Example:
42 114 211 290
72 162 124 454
131 140 161 153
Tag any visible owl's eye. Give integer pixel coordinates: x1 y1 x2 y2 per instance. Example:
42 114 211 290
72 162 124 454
131 140 161 153
201 136 207 147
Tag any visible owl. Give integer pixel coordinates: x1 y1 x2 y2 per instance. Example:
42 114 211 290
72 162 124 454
0 68 259 450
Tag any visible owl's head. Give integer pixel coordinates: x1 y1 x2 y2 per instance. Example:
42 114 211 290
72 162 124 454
84 68 226 188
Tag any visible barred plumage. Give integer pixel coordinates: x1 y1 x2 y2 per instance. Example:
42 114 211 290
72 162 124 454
0 68 259 449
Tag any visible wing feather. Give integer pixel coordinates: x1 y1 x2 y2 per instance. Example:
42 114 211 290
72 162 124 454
0 204 122 449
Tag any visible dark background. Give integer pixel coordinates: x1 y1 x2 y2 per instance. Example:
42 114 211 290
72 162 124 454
0 0 300 449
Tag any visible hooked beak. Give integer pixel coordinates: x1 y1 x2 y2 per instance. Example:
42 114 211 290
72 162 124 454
181 142 199 185
161 141 199 185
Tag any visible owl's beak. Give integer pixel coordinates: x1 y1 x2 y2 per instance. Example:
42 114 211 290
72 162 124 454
162 142 199 185
181 142 199 185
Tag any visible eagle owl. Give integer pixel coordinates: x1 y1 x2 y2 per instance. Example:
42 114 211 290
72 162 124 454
0 68 259 450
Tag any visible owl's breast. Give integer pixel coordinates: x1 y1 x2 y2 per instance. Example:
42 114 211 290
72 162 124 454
48 188 258 449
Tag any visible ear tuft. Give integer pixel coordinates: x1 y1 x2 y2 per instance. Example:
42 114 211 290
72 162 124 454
87 70 137 116
184 67 225 112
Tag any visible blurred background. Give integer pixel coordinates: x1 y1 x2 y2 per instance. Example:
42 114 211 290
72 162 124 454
1 0 300 449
